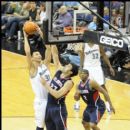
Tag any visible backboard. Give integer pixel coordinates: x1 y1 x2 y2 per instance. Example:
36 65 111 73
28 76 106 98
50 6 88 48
44 1 96 44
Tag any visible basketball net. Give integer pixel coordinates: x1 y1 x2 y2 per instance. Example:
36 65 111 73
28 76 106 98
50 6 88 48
67 43 83 53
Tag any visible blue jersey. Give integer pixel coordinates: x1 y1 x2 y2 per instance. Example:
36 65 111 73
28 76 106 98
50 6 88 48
78 79 104 107
48 70 72 105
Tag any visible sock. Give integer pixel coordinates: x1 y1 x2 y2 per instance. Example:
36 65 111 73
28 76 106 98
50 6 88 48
36 127 44 130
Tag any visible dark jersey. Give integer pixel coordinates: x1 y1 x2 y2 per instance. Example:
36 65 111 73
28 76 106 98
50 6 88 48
48 70 72 105
78 79 104 107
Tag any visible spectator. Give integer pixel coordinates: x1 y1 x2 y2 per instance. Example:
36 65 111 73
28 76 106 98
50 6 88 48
104 7 109 21
1 2 12 32
36 3 46 25
53 6 73 29
13 2 23 14
17 2 31 38
1 1 11 15
111 9 123 28
2 2 30 40
87 16 97 31
29 2 38 21
1 2 20 27
103 7 110 30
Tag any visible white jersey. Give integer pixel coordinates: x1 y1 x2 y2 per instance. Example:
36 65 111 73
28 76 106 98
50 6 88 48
30 64 51 100
83 44 101 67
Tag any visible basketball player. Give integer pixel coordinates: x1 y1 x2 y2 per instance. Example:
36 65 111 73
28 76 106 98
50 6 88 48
40 45 79 130
23 29 51 130
76 39 115 112
74 68 115 130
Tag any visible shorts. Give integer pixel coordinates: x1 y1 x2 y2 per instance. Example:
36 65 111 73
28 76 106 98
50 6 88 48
45 104 68 130
83 66 105 85
83 101 106 124
34 98 47 128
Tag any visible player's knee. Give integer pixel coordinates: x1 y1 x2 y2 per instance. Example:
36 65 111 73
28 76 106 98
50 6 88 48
82 120 90 129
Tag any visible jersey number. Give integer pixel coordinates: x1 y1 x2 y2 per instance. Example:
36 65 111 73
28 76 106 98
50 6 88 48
92 53 99 59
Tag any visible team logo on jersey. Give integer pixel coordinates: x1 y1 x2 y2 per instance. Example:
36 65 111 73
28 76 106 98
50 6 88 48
85 49 98 55
53 77 63 87
100 35 124 48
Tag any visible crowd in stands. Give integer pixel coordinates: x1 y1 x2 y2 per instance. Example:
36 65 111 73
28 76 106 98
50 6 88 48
1 1 125 40
1 1 46 40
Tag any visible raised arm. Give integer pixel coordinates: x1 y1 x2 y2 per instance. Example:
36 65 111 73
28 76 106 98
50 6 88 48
23 30 32 69
51 45 63 71
100 46 115 76
40 77 73 99
43 45 51 71
90 80 115 114
35 26 52 70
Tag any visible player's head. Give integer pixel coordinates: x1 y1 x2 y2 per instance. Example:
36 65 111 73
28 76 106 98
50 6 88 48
62 63 79 77
78 68 89 82
31 49 42 62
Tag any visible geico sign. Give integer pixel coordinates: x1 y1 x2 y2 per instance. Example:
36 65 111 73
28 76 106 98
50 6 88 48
100 35 124 48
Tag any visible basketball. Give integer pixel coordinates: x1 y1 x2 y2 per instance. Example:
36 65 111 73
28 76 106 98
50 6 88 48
23 21 38 35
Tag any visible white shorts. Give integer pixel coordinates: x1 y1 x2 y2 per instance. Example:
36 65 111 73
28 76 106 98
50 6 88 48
34 98 47 128
83 66 105 85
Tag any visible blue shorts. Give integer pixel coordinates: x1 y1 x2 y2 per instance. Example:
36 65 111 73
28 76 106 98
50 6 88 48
45 103 68 130
83 102 106 124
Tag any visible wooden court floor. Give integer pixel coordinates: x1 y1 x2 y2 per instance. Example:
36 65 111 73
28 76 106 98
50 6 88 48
2 50 130 130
